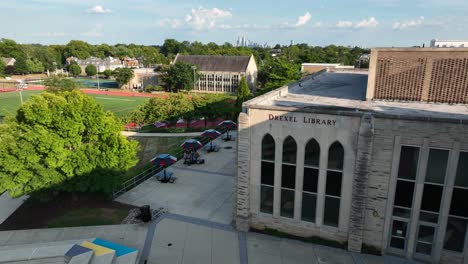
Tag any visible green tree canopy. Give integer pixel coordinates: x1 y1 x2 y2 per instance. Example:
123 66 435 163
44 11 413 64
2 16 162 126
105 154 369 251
103 69 113 78
0 90 139 198
43 76 78 92
161 62 199 92
25 58 44 73
113 67 134 88
85 64 97 76
68 63 82 76
0 58 5 74
14 53 28 74
236 76 251 106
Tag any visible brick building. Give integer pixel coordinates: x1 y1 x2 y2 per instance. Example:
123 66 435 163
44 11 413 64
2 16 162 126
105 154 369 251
235 48 468 263
173 54 257 94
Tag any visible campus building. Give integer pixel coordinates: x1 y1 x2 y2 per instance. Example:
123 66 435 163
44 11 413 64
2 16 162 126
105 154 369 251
173 54 258 94
235 48 468 263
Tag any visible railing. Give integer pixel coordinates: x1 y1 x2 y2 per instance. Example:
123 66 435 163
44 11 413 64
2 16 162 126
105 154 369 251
112 125 229 198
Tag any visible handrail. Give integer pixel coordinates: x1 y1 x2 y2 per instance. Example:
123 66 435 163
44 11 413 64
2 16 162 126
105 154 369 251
112 125 230 198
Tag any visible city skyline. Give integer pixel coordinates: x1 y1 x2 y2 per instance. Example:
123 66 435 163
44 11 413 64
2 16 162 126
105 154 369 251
0 0 467 47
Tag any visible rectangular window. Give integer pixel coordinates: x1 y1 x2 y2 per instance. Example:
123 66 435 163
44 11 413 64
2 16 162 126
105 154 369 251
301 193 316 223
323 197 340 227
455 152 468 188
261 162 274 186
444 217 467 252
325 171 342 197
390 146 420 251
397 146 420 180
303 168 318 193
449 188 468 218
281 165 296 189
425 149 449 184
260 186 274 214
280 189 295 218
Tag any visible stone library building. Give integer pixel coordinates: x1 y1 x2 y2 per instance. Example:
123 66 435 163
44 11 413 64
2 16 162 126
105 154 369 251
235 48 468 263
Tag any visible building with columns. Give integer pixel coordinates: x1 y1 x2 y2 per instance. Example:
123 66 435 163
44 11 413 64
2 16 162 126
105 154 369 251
235 48 468 263
173 54 257 94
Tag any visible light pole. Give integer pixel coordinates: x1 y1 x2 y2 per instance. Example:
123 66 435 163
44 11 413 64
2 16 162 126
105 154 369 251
191 65 196 91
96 68 100 90
16 81 27 105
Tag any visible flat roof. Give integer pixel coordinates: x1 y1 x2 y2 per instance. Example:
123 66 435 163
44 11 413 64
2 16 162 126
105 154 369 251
245 71 468 123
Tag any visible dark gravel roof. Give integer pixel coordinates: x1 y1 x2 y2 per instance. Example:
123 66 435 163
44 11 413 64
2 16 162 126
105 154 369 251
174 55 251 72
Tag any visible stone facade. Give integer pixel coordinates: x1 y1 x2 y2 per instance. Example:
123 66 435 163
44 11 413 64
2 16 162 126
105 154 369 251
236 104 468 263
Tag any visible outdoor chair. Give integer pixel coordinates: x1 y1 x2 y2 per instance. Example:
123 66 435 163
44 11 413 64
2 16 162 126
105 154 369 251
204 143 220 152
222 135 235 141
155 170 176 183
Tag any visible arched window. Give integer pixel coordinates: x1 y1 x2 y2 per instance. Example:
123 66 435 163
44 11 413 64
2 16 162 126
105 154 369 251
302 139 320 223
260 134 275 214
324 141 344 227
281 136 297 218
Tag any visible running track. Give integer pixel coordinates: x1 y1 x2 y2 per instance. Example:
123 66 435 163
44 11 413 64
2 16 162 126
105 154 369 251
0 85 166 98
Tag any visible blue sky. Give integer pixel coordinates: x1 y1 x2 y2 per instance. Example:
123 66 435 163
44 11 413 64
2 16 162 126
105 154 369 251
1 0 467 47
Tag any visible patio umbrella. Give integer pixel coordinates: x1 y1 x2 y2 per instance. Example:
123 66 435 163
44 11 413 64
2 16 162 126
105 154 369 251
218 120 237 138
201 129 221 148
180 139 203 151
151 154 177 177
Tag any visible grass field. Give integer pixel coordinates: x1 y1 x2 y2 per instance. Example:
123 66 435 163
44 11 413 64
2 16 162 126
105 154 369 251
0 90 148 119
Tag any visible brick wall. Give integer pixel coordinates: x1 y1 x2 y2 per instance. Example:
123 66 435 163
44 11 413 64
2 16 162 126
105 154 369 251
367 48 468 104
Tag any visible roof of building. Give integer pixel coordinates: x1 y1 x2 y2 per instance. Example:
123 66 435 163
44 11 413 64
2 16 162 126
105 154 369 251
1 57 15 65
245 71 468 123
173 54 251 72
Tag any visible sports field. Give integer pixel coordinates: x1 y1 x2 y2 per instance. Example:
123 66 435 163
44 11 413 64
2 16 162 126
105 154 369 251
0 90 149 119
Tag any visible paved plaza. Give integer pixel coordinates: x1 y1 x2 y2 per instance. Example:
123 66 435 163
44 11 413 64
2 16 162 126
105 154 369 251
116 134 237 225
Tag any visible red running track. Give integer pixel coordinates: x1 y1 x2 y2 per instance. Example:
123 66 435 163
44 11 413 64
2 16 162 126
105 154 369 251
1 86 166 98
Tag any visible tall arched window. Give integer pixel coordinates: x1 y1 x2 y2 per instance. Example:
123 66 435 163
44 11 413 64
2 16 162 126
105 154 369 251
324 141 344 227
281 136 297 218
302 139 320 223
260 134 275 214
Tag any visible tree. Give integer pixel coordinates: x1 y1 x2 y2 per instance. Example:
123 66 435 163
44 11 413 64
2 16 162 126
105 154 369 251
236 76 251 106
0 90 139 198
161 62 199 92
85 64 97 76
64 40 93 59
0 58 5 75
68 63 81 76
14 53 28 74
114 68 134 88
43 76 78 92
25 58 44 73
103 69 113 78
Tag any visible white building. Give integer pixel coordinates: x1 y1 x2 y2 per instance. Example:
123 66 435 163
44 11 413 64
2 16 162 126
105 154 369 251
173 54 258 94
430 39 468 48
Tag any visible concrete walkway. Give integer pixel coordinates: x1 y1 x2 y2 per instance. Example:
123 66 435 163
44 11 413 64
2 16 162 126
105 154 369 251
122 131 203 137
0 192 29 225
116 133 237 225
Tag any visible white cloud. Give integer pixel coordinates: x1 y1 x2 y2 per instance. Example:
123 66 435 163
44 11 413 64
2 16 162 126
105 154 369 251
185 7 232 30
86 5 111 14
354 17 379 28
336 20 353 28
158 18 183 29
335 17 378 29
393 16 424 30
294 12 311 27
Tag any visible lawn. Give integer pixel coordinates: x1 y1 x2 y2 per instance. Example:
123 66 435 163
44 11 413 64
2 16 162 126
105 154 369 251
0 192 134 231
47 207 130 228
0 90 148 120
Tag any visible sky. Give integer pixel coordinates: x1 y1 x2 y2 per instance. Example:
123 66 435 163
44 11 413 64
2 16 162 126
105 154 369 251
1 0 467 47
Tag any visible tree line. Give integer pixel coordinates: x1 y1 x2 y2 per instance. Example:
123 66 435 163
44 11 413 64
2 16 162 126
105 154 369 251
0 38 368 87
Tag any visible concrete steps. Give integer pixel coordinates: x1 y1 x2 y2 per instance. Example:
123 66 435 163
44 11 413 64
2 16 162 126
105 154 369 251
0 238 138 264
